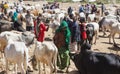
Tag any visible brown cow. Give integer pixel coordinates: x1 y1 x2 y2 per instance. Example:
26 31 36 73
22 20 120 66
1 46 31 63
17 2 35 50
31 9 39 16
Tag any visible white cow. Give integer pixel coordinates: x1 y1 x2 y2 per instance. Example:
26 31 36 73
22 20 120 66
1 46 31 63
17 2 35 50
50 17 60 34
5 39 29 74
0 31 35 45
79 12 86 18
31 41 58 74
88 13 96 23
99 15 118 36
109 22 120 44
88 22 99 44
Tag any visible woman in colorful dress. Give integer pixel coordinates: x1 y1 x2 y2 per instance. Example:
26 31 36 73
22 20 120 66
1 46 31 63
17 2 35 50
54 17 71 72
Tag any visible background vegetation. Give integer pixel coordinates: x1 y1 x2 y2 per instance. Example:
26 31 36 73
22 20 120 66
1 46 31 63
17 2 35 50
46 0 120 4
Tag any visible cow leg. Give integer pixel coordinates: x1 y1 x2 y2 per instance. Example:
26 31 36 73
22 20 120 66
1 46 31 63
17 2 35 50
18 63 25 74
94 31 97 44
112 33 116 44
43 63 46 74
52 52 57 74
118 34 120 39
6 59 8 74
109 33 112 43
49 62 54 74
0 52 4 59
38 62 41 74
15 64 17 74
102 26 106 36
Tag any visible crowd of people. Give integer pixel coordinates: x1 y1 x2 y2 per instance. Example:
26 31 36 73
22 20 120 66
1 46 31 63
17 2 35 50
0 0 107 72
54 3 106 72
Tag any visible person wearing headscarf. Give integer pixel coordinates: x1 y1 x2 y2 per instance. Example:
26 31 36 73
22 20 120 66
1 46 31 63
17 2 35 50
11 12 18 30
12 12 18 22
12 11 25 32
54 18 71 71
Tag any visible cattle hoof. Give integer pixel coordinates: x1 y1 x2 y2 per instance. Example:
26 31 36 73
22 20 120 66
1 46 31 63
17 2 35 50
113 43 118 47
52 69 56 73
109 42 112 44
65 68 69 73
66 70 69 73
97 37 99 39
34 68 38 71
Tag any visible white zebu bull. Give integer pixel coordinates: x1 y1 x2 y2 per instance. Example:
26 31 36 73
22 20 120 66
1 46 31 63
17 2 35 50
99 15 118 36
109 22 120 44
5 39 29 74
0 31 35 45
31 41 58 74
50 17 60 33
48 12 65 34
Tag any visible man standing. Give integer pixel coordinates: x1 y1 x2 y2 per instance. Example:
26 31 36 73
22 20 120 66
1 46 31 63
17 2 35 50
85 4 91 21
3 2 9 15
101 3 106 16
79 5 84 13
25 10 34 31
69 17 81 53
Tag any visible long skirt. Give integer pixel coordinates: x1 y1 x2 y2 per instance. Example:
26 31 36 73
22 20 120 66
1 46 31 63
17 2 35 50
57 46 70 70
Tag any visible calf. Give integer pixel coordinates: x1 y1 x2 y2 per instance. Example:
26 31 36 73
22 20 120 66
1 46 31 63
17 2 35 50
5 39 29 74
31 41 58 74
70 42 120 74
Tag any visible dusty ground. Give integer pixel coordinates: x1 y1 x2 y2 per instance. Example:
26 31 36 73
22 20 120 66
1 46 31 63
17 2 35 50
0 0 120 74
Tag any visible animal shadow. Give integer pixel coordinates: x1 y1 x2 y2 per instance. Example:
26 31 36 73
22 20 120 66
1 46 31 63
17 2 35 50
0 70 6 74
108 44 120 51
68 70 79 74
57 70 79 74
101 42 113 45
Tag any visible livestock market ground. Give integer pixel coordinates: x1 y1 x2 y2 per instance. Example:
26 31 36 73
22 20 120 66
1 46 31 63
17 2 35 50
1 0 120 74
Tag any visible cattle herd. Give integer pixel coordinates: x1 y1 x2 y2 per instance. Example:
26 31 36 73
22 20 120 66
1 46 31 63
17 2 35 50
0 0 120 74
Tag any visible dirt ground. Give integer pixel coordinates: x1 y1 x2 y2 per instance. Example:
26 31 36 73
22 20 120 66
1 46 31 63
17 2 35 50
1 0 120 74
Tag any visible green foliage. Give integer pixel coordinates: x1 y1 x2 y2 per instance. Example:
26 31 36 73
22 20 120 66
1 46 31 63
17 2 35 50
46 0 120 3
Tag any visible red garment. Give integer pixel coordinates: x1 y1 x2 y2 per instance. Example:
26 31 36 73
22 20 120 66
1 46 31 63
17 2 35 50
80 23 87 40
37 22 46 42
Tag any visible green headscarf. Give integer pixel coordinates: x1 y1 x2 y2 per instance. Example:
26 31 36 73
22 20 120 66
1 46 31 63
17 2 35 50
12 12 18 22
56 20 71 46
